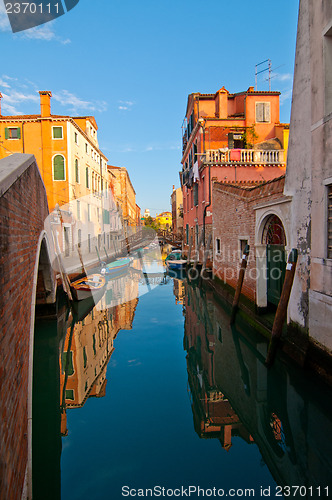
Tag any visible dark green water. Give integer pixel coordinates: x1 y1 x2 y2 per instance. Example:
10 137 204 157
33 273 332 500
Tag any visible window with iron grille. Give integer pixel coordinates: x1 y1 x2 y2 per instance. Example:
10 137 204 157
328 185 332 258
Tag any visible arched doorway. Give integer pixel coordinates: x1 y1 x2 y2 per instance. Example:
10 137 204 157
262 215 287 307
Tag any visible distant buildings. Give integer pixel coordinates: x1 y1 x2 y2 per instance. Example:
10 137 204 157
180 86 289 258
171 185 183 238
107 165 139 229
156 211 172 230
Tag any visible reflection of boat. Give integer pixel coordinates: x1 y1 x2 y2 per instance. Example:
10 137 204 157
165 249 187 269
70 274 106 301
102 257 132 277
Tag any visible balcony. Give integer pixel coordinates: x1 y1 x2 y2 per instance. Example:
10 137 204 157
201 149 285 165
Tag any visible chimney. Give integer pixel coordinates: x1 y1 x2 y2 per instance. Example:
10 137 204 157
0 92 3 116
39 91 52 117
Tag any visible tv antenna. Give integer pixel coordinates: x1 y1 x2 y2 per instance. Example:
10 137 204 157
255 59 272 91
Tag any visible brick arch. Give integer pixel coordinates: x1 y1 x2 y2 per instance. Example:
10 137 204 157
26 233 56 497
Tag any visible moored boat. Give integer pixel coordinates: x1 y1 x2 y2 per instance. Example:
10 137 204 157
102 257 132 277
165 249 187 269
70 274 106 301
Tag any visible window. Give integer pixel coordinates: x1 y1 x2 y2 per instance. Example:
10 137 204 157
193 183 198 206
74 132 78 144
78 229 82 247
61 351 74 375
240 239 248 255
75 159 79 183
216 238 221 254
86 167 89 188
186 224 189 245
5 127 21 139
256 102 271 123
77 200 80 220
328 185 332 258
83 346 87 368
85 143 88 153
53 155 65 181
65 389 74 400
202 176 205 202
324 26 332 115
87 204 91 221
52 126 63 139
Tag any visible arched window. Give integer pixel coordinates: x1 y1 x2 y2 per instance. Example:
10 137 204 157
262 215 286 246
53 155 65 181
75 159 79 183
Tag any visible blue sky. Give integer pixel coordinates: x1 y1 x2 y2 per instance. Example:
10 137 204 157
0 0 299 215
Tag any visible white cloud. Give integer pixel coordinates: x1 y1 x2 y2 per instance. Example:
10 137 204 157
274 72 293 82
53 90 108 114
22 21 71 44
0 4 71 44
280 89 293 105
118 100 134 111
0 3 11 32
0 77 108 116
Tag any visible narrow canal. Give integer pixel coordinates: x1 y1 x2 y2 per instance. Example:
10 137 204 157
32 251 332 500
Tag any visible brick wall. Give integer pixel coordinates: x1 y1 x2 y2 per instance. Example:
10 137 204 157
212 176 285 302
0 155 50 500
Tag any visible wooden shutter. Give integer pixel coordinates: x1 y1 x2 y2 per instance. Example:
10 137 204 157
228 133 234 149
53 155 65 180
256 103 264 122
17 127 21 139
75 159 79 183
5 128 9 139
264 103 271 122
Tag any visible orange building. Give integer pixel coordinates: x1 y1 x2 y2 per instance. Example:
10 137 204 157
108 165 137 227
0 91 109 212
181 86 289 256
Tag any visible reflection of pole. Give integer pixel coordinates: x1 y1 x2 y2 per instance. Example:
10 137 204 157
266 249 298 368
61 319 76 411
230 245 250 325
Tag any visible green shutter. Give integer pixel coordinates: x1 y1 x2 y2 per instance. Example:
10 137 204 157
17 128 21 139
62 351 74 376
103 209 110 224
5 128 9 139
86 167 89 188
75 159 79 183
53 155 65 180
83 346 87 368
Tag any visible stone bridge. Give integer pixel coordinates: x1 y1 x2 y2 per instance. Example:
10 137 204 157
0 154 56 500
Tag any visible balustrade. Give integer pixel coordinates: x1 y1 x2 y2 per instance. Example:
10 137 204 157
201 148 284 165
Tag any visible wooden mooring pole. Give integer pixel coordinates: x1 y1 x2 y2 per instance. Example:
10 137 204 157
230 245 250 325
265 248 298 368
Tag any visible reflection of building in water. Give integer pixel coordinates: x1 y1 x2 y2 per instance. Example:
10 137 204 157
183 280 332 489
60 297 138 435
184 283 252 451
173 279 185 305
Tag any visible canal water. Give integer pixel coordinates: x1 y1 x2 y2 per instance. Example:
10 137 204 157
33 253 332 500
